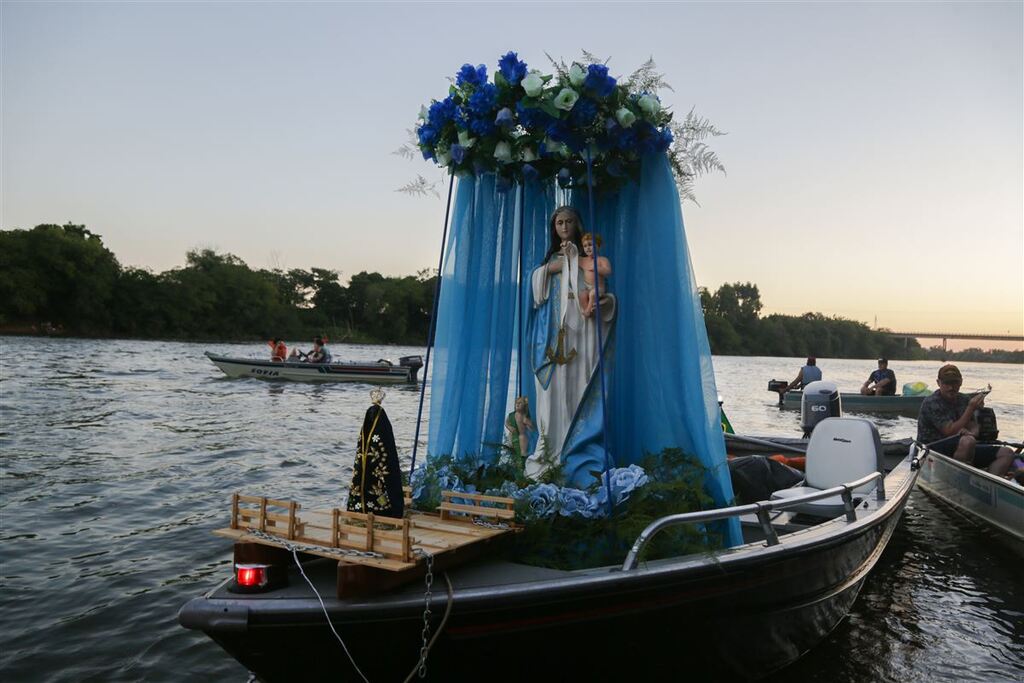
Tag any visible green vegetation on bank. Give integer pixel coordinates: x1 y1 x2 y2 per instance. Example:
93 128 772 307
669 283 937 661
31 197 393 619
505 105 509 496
1 223 1020 363
0 223 434 345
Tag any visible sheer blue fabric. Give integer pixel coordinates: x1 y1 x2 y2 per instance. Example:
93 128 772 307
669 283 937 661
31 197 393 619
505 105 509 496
427 155 740 547
428 175 555 462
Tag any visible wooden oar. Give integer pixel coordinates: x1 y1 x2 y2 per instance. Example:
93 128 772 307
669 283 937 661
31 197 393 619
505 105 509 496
724 433 807 455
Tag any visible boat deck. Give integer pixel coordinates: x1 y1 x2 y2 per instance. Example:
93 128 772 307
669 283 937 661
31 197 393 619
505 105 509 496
214 491 520 594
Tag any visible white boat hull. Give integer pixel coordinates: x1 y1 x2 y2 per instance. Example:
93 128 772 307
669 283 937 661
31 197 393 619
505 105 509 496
205 352 421 384
917 448 1024 554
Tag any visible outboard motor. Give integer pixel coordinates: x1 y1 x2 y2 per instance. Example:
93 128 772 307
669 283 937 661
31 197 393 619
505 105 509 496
399 355 424 382
976 407 999 442
800 380 842 437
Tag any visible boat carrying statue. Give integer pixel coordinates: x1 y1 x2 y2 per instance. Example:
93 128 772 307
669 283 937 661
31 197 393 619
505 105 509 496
179 52 921 682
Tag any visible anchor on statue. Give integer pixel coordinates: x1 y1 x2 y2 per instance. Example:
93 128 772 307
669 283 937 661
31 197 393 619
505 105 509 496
545 325 577 365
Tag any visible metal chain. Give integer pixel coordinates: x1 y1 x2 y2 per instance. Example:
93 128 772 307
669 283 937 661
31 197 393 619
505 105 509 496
244 528 383 559
472 518 511 530
416 550 435 678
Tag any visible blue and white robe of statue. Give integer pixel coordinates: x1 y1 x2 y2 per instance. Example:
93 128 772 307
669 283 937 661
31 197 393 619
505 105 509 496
526 243 616 488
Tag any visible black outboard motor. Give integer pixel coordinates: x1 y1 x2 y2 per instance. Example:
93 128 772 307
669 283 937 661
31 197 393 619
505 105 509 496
976 407 999 442
399 355 424 382
800 380 841 437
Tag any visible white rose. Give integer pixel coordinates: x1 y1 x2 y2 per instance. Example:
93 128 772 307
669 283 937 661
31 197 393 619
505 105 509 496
520 147 538 162
615 107 636 128
458 130 476 148
436 149 451 166
553 88 579 111
638 94 661 117
568 63 586 88
522 70 545 98
494 141 513 164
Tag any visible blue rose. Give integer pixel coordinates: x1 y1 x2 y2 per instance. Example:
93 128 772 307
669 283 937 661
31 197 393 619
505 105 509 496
656 126 673 152
494 107 514 128
603 464 650 504
569 98 599 126
469 117 496 137
587 488 610 517
583 63 617 99
417 124 438 146
527 483 560 517
410 465 429 500
557 167 572 187
467 83 498 117
558 487 593 518
456 63 487 87
450 144 467 164
498 51 528 86
634 122 660 155
428 97 458 128
516 101 552 130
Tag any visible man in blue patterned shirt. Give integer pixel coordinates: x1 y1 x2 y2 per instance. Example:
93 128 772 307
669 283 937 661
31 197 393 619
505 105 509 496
917 364 1014 476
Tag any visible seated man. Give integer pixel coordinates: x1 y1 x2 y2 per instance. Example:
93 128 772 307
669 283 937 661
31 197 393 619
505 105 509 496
917 364 1013 476
861 358 896 396
306 337 332 364
783 356 821 393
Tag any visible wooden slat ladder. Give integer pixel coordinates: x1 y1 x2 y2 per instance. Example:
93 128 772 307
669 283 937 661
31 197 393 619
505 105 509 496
231 493 301 540
438 490 516 523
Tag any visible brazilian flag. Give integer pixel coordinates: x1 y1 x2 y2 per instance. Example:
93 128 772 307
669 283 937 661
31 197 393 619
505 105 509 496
720 407 735 435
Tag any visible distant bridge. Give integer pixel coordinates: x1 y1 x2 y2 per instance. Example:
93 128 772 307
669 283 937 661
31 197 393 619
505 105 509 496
886 331 1024 353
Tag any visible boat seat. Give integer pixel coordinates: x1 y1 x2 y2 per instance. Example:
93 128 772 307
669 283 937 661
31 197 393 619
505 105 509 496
770 417 884 518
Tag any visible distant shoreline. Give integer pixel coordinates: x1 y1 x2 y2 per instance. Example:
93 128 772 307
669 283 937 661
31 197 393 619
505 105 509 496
2 329 1020 364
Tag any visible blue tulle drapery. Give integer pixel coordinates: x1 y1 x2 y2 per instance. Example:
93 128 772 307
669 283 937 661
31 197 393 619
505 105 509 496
427 154 740 547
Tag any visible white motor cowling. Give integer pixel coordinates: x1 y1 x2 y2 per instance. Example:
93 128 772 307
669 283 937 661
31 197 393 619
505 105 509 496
800 380 842 437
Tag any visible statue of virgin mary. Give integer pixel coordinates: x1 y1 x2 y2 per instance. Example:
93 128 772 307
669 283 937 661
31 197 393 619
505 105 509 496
525 206 615 487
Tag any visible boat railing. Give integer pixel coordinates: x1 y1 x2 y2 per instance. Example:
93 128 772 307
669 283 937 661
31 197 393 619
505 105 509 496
622 471 884 571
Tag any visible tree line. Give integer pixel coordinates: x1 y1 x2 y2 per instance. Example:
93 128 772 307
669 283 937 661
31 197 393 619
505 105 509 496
0 223 435 345
1 223 1019 363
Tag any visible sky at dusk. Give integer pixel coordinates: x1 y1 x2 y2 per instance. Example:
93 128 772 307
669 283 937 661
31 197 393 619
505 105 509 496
3 1 1022 345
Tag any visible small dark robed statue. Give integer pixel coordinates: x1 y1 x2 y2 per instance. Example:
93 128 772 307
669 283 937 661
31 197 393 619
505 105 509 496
346 390 404 519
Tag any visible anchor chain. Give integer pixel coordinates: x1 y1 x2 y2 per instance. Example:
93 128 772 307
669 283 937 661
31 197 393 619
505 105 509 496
472 518 511 530
244 528 383 559
416 550 435 678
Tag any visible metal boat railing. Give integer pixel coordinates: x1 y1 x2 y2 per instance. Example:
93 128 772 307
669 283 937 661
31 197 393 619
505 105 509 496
622 471 885 571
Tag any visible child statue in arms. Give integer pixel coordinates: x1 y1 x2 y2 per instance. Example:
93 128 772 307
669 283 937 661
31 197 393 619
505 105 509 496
578 232 611 318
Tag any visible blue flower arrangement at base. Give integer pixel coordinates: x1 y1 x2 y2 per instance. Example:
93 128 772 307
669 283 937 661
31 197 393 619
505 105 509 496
408 448 726 570
416 52 675 193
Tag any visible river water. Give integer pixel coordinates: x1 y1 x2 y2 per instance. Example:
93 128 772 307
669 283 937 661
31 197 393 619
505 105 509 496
1 337 1022 681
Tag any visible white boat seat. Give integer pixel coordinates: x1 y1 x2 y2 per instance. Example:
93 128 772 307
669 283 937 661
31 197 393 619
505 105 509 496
770 418 884 518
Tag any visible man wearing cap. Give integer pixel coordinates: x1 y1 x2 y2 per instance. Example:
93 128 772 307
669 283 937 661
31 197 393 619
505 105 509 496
917 364 1014 476
861 358 897 396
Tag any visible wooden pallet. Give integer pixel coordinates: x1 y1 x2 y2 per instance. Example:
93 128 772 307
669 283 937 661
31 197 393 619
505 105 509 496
215 491 519 593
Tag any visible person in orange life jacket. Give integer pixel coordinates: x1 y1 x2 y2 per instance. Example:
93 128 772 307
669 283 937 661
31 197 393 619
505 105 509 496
268 338 287 362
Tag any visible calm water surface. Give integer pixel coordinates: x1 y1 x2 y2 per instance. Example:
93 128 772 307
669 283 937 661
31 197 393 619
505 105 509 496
1 337 1022 681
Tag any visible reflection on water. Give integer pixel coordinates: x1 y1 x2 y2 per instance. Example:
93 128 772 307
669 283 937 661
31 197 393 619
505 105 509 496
0 338 1021 681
